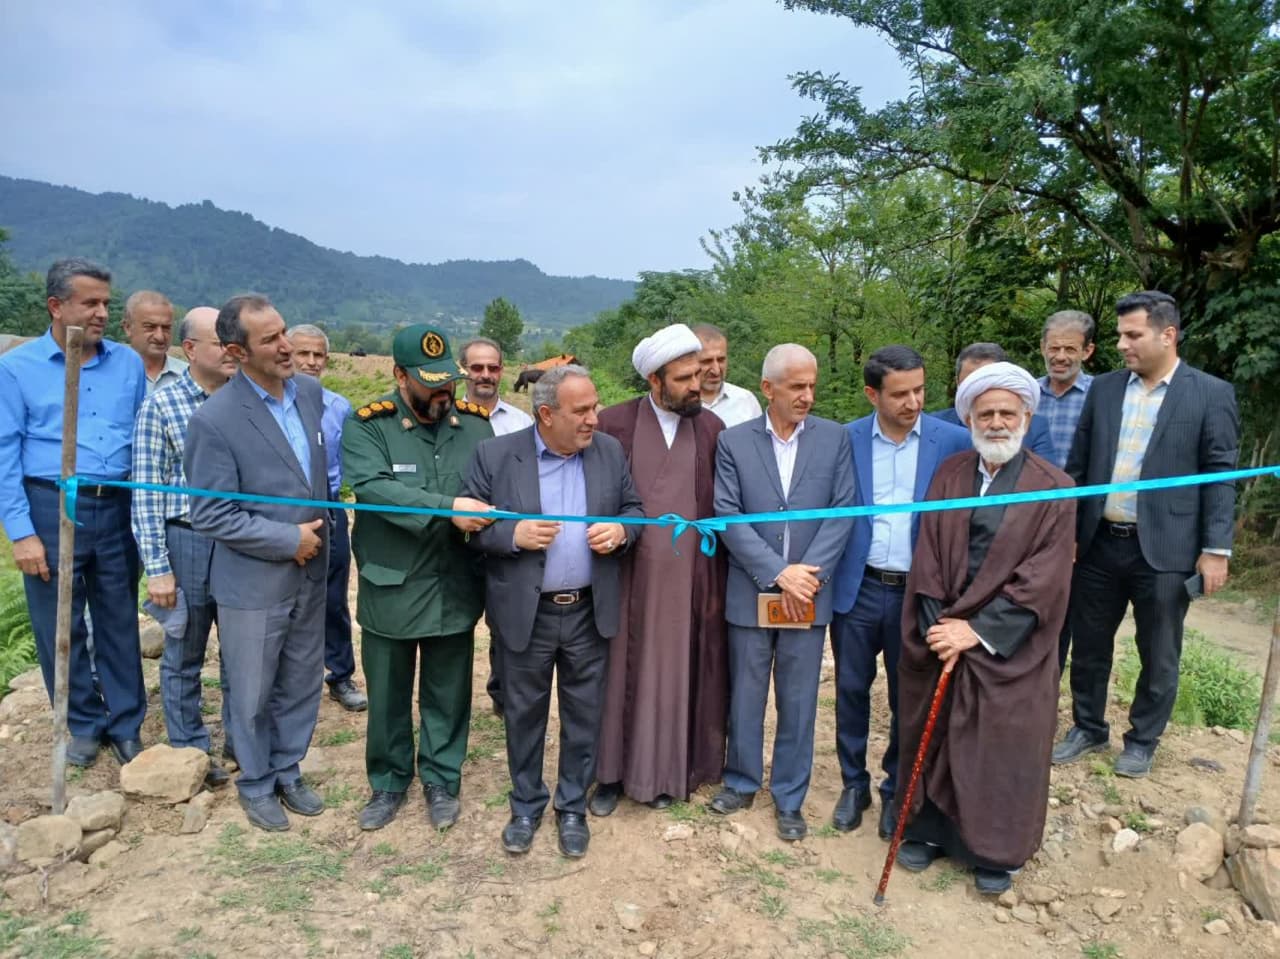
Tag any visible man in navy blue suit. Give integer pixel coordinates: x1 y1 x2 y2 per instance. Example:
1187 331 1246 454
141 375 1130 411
829 345 971 839
935 343 1054 461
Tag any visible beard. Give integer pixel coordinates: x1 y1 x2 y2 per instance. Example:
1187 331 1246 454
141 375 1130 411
410 390 454 423
660 381 703 418
970 419 1027 466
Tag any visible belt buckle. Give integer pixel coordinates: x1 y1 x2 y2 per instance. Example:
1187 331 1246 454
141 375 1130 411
884 570 907 587
551 591 577 606
1110 523 1133 538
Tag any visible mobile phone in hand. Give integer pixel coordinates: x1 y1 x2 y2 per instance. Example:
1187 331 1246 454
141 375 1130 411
1184 573 1204 600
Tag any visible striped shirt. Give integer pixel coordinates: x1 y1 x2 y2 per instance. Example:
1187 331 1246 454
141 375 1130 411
131 369 212 577
1037 371 1093 468
1103 362 1179 522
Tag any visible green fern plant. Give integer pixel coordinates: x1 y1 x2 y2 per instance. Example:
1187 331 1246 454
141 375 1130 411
0 572 37 694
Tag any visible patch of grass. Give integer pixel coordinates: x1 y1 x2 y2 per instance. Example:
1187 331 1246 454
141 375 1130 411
818 695 837 710
760 893 787 919
212 823 347 915
815 868 844 883
383 854 447 884
798 913 909 958
1081 943 1122 959
483 785 512 809
323 782 356 808
1123 812 1152 833
66 766 84 784
1101 782 1122 805
200 675 222 688
175 926 202 944
1051 785 1074 805
366 877 395 897
538 898 562 935
667 800 705 822
759 849 797 868
1201 907 1224 923
1114 629 1262 729
0 911 31 950
729 861 787 890
485 858 506 878
317 728 358 747
812 824 840 839
5 912 110 959
380 946 414 959
921 864 963 892
371 842 396 857
1089 759 1114 780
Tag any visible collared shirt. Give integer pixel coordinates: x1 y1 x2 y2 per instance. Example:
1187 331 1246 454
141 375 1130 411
320 387 352 498
533 428 592 590
146 354 188 395
765 414 806 562
647 394 682 448
132 369 211 577
1104 361 1179 522
866 415 922 573
705 380 763 429
0 329 146 541
1037 371 1093 468
461 394 533 438
243 374 312 479
972 458 1003 655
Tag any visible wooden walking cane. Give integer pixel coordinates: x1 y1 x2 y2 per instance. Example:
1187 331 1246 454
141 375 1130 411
51 325 84 815
874 657 955 906
1238 597 1280 828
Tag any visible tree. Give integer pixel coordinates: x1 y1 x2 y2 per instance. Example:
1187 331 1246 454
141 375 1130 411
479 297 524 356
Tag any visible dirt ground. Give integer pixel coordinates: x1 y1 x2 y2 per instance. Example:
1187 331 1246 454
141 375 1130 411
1 577 1278 959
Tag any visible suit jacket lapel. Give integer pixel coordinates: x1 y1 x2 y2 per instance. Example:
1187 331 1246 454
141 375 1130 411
1099 373 1127 482
510 429 539 515
1144 362 1190 460
236 373 309 487
298 388 326 497
751 420 786 502
853 420 874 507
583 438 606 517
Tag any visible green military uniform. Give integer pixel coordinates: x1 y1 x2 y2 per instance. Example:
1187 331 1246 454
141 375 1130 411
341 326 494 800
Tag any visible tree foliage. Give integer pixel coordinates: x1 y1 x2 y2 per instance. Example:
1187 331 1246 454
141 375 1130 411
479 297 524 356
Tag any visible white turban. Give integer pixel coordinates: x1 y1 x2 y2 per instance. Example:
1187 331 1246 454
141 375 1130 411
955 361 1041 422
632 323 704 379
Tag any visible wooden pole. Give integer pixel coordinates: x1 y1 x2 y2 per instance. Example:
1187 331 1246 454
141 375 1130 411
51 325 83 815
1239 599 1280 829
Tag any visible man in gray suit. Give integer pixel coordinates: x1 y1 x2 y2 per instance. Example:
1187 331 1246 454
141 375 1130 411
463 365 644 859
710 344 856 841
1053 291 1239 778
185 294 330 831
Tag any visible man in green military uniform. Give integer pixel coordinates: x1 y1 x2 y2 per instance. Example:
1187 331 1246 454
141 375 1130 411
342 325 496 831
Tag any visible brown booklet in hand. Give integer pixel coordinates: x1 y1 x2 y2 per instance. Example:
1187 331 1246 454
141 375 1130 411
757 592 816 630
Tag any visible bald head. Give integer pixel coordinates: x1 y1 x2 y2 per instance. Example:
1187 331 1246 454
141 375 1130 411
179 306 219 344
181 306 237 389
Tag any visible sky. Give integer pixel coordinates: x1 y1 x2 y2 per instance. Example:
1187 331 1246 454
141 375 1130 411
0 1 909 280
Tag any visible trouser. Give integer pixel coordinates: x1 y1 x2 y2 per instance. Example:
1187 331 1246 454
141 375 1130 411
486 626 503 712
324 509 355 686
361 628 474 794
1069 526 1191 751
502 597 607 819
160 522 231 752
831 578 905 801
723 623 825 812
23 481 144 741
217 577 325 798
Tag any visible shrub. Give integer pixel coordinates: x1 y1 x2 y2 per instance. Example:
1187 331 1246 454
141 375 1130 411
1113 629 1261 730
0 572 37 694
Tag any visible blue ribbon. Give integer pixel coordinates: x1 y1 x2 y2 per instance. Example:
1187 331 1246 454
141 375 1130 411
58 463 1280 557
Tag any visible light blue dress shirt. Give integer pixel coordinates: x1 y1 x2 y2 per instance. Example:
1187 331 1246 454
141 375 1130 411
533 429 592 591
320 387 352 498
0 330 146 541
864 415 921 573
244 374 312 479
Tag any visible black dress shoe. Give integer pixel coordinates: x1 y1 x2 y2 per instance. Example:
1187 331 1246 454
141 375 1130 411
240 794 290 832
276 779 324 816
502 815 541 854
328 678 368 712
1050 726 1108 765
776 809 808 842
588 782 622 817
878 800 898 842
557 811 590 858
896 841 942 872
831 787 872 831
490 700 505 719
709 787 755 815
646 794 674 810
974 867 1013 895
109 738 143 765
66 735 101 768
358 790 406 831
424 784 460 830
1114 744 1155 778
204 761 231 789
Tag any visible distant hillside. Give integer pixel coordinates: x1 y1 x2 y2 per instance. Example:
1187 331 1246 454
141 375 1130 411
0 176 635 337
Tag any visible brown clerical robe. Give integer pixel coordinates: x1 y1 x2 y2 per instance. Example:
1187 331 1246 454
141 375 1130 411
896 449 1075 868
595 396 728 801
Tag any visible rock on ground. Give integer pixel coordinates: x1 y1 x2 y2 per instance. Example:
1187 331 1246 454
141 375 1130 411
0 686 47 724
1244 824 1280 849
138 620 165 659
2 861 108 910
1228 847 1280 922
1021 884 1059 905
1112 828 1141 853
65 791 126 832
119 744 209 803
0 822 16 872
1186 805 1229 837
88 839 127 866
1175 822 1226 881
78 828 117 859
615 901 645 932
15 815 82 866
180 791 218 835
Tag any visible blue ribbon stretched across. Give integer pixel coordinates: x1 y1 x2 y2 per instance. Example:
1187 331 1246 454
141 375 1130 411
59 463 1280 558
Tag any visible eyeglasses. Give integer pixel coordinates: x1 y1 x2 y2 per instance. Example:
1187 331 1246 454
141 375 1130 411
468 364 502 374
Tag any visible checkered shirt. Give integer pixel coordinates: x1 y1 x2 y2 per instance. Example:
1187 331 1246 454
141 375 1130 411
1037 372 1093 469
1103 363 1178 522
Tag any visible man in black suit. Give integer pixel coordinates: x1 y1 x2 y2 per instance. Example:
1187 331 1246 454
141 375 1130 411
1052 291 1238 778
463 364 644 858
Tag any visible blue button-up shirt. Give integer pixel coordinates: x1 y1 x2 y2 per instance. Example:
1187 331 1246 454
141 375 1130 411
0 329 146 541
320 387 352 498
1037 372 1093 469
533 429 592 591
244 374 312 479
865 415 921 573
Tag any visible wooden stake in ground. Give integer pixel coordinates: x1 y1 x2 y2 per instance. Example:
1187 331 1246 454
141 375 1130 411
1239 598 1280 828
51 324 84 815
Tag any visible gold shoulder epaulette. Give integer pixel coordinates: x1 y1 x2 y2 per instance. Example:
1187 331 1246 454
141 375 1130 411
356 400 398 421
457 400 490 419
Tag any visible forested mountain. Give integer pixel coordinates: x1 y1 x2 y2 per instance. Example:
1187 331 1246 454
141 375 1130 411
0 176 635 340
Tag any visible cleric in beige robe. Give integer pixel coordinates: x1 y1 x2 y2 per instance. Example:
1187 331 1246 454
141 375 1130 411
894 363 1075 896
588 324 729 813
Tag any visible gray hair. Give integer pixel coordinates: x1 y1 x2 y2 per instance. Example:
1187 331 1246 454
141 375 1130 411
531 363 591 412
46 257 111 301
287 323 330 352
123 290 173 324
955 342 1006 379
1042 309 1096 345
459 336 504 366
692 323 726 343
761 344 816 382
216 293 273 349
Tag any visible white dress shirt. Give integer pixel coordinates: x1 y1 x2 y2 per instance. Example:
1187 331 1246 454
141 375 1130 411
647 395 682 448
705 380 763 428
765 414 806 562
462 395 533 437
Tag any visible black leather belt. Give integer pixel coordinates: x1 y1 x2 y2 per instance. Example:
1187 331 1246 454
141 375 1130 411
864 565 908 588
540 587 592 606
166 518 194 530
24 477 125 499
1105 522 1138 538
